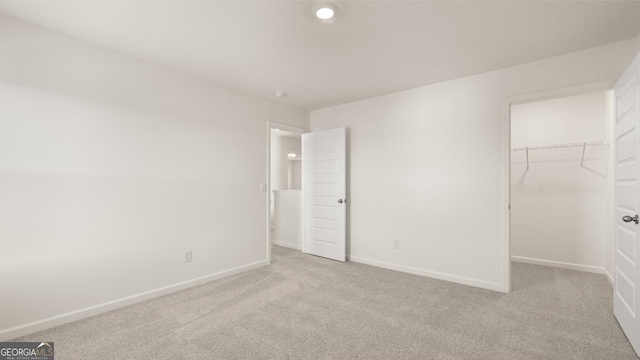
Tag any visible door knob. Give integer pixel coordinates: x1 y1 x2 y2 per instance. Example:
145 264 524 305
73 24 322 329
338 199 344 204
623 215 639 224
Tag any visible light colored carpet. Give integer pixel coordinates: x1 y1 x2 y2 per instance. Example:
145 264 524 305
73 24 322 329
14 246 637 359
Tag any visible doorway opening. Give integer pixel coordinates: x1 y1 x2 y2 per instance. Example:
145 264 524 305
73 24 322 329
506 87 615 291
267 122 308 264
267 124 348 264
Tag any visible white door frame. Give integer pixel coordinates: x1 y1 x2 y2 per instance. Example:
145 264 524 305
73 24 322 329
266 121 309 265
500 80 615 293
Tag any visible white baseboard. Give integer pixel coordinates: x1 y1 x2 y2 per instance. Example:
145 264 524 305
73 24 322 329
511 255 607 275
604 268 614 287
272 241 302 250
348 255 505 293
0 259 268 341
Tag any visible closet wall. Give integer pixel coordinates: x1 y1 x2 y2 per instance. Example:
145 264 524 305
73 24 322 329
511 91 614 276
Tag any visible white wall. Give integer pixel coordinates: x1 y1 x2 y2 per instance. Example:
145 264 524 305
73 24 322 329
289 160 302 190
270 134 301 191
0 16 307 339
510 91 612 274
273 190 303 250
310 39 638 292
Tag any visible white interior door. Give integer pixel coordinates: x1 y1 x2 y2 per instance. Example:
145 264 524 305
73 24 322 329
614 53 640 356
302 127 346 261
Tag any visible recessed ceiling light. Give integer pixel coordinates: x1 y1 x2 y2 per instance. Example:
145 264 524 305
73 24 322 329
316 7 334 20
274 91 288 98
313 3 337 23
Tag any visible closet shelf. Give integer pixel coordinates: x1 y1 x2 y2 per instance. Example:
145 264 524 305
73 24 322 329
511 141 609 169
511 141 609 152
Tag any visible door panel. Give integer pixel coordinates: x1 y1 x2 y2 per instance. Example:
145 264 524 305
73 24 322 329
617 226 636 264
618 131 636 162
614 54 640 356
302 127 346 261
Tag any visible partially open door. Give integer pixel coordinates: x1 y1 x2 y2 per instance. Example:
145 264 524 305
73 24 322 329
302 127 346 262
614 53 640 356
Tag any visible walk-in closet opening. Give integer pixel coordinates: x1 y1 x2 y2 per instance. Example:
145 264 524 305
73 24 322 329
509 90 615 285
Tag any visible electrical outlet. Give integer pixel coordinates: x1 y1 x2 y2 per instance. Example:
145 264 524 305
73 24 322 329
393 240 400 250
184 250 192 263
